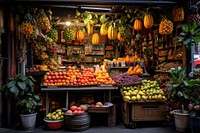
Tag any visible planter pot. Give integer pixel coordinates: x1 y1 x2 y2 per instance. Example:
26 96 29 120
20 113 37 131
173 110 189 133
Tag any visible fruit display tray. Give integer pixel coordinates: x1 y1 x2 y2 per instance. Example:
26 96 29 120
88 105 113 113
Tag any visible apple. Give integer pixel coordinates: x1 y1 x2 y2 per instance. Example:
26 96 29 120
76 107 82 111
73 110 78 114
70 105 77 111
66 110 73 115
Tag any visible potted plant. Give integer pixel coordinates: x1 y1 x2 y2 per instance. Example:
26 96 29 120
2 73 41 130
166 67 200 132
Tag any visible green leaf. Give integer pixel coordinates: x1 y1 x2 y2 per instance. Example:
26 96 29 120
6 80 16 89
183 38 192 45
177 91 183 97
34 95 40 101
28 76 36 82
180 32 187 36
9 86 18 95
17 81 26 90
26 101 33 109
182 24 188 32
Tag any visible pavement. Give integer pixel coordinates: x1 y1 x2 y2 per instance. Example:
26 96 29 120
0 122 181 133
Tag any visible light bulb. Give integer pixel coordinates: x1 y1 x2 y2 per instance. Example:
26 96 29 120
66 21 71 26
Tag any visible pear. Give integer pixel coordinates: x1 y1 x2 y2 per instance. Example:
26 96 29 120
136 94 141 101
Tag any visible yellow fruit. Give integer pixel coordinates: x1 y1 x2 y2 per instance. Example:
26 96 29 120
159 19 173 35
86 20 93 35
77 30 85 41
124 96 131 101
108 25 117 40
131 96 137 101
125 92 131 96
100 24 108 35
134 19 142 30
92 33 100 45
144 13 154 29
117 32 124 41
136 94 141 101
172 6 184 22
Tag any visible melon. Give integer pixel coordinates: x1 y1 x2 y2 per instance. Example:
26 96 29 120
80 104 88 111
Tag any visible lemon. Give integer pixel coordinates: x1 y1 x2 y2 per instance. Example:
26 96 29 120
136 94 141 101
124 96 131 101
125 92 131 96
131 96 137 101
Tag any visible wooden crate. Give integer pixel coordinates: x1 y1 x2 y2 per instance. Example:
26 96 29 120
131 102 167 121
121 98 167 128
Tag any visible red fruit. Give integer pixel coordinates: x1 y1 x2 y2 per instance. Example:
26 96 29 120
188 104 193 110
81 110 85 114
76 107 82 111
70 106 77 111
66 110 73 114
73 110 78 114
78 110 82 114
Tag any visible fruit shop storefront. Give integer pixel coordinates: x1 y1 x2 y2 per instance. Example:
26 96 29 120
1 0 200 132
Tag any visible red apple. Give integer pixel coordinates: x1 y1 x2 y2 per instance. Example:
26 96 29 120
70 106 77 111
76 107 82 111
66 110 73 115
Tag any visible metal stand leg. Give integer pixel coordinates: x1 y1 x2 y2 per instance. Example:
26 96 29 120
66 91 68 109
46 92 49 115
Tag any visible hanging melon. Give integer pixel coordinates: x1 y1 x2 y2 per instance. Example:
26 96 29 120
76 30 85 42
159 18 173 35
133 19 142 31
117 32 124 42
144 13 154 29
92 33 100 45
107 25 117 40
172 7 184 22
100 24 108 35
86 20 93 35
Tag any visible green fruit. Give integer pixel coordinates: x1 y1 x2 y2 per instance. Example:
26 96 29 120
124 96 131 101
131 96 137 101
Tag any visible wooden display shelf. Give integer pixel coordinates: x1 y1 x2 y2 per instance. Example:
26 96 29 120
155 70 171 73
41 85 118 115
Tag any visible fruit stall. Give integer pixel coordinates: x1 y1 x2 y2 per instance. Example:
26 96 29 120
22 4 180 130
2 0 200 132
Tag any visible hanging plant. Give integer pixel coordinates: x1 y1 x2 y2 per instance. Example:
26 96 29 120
178 22 200 48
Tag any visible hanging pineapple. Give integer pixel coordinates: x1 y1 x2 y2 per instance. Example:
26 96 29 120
63 28 75 42
172 7 184 22
187 4 200 26
36 9 51 30
20 22 33 35
144 13 154 29
159 18 173 35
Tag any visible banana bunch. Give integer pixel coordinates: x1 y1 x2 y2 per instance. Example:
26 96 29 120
159 19 173 35
21 22 33 35
63 28 75 42
36 9 51 30
48 28 58 42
